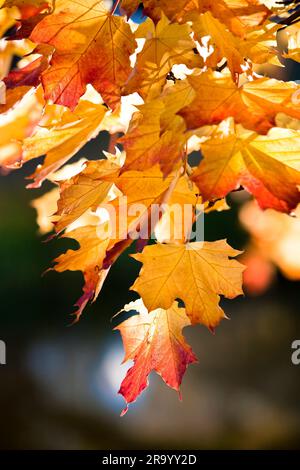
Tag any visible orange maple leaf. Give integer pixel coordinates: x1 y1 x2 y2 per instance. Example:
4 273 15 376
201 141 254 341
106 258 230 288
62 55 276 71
140 0 269 37
180 71 300 134
115 299 197 415
192 119 300 212
30 0 136 110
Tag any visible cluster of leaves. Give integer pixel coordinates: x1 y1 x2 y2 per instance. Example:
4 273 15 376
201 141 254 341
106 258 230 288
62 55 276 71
0 0 300 414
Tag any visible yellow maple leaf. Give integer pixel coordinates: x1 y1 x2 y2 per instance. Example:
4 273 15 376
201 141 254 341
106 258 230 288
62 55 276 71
283 22 300 63
24 99 107 187
190 11 278 80
55 159 120 234
131 240 244 329
124 13 202 100
0 86 43 167
121 96 188 175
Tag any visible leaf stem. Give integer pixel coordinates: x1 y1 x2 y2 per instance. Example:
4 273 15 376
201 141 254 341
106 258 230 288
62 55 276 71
111 0 121 15
107 132 120 154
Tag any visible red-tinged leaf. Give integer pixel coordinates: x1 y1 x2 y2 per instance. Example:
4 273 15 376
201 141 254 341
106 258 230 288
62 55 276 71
192 120 300 213
3 1 50 20
140 0 269 37
115 299 197 415
120 0 140 17
3 1 51 39
4 52 49 89
53 224 110 323
30 0 136 110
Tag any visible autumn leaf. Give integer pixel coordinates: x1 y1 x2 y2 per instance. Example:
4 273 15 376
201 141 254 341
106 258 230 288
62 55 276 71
30 0 136 110
240 200 300 282
189 11 278 80
23 98 107 187
1 1 51 40
283 22 300 63
115 299 197 415
120 98 187 176
131 240 244 329
120 0 140 17
124 13 202 100
53 224 110 323
0 86 44 167
192 119 300 212
0 38 34 80
141 0 269 37
54 165 180 317
180 71 300 134
197 0 270 37
3 0 50 19
55 159 120 234
154 173 199 243
4 45 50 88
102 166 182 267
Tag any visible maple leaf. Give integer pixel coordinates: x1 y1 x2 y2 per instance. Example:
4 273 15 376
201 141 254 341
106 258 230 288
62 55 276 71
180 71 300 133
23 98 107 187
240 200 300 282
54 159 120 234
192 119 300 212
3 0 50 19
190 11 278 80
154 173 199 243
4 45 50 89
124 13 202 100
283 22 300 63
1 1 51 39
54 165 182 317
120 0 140 17
140 0 269 37
120 98 188 176
131 240 245 329
115 299 197 415
102 166 183 267
30 0 136 110
53 224 110 323
0 87 44 167
197 0 270 37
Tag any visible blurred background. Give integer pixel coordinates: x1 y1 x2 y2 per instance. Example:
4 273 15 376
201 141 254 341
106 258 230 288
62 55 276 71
1 2 300 451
